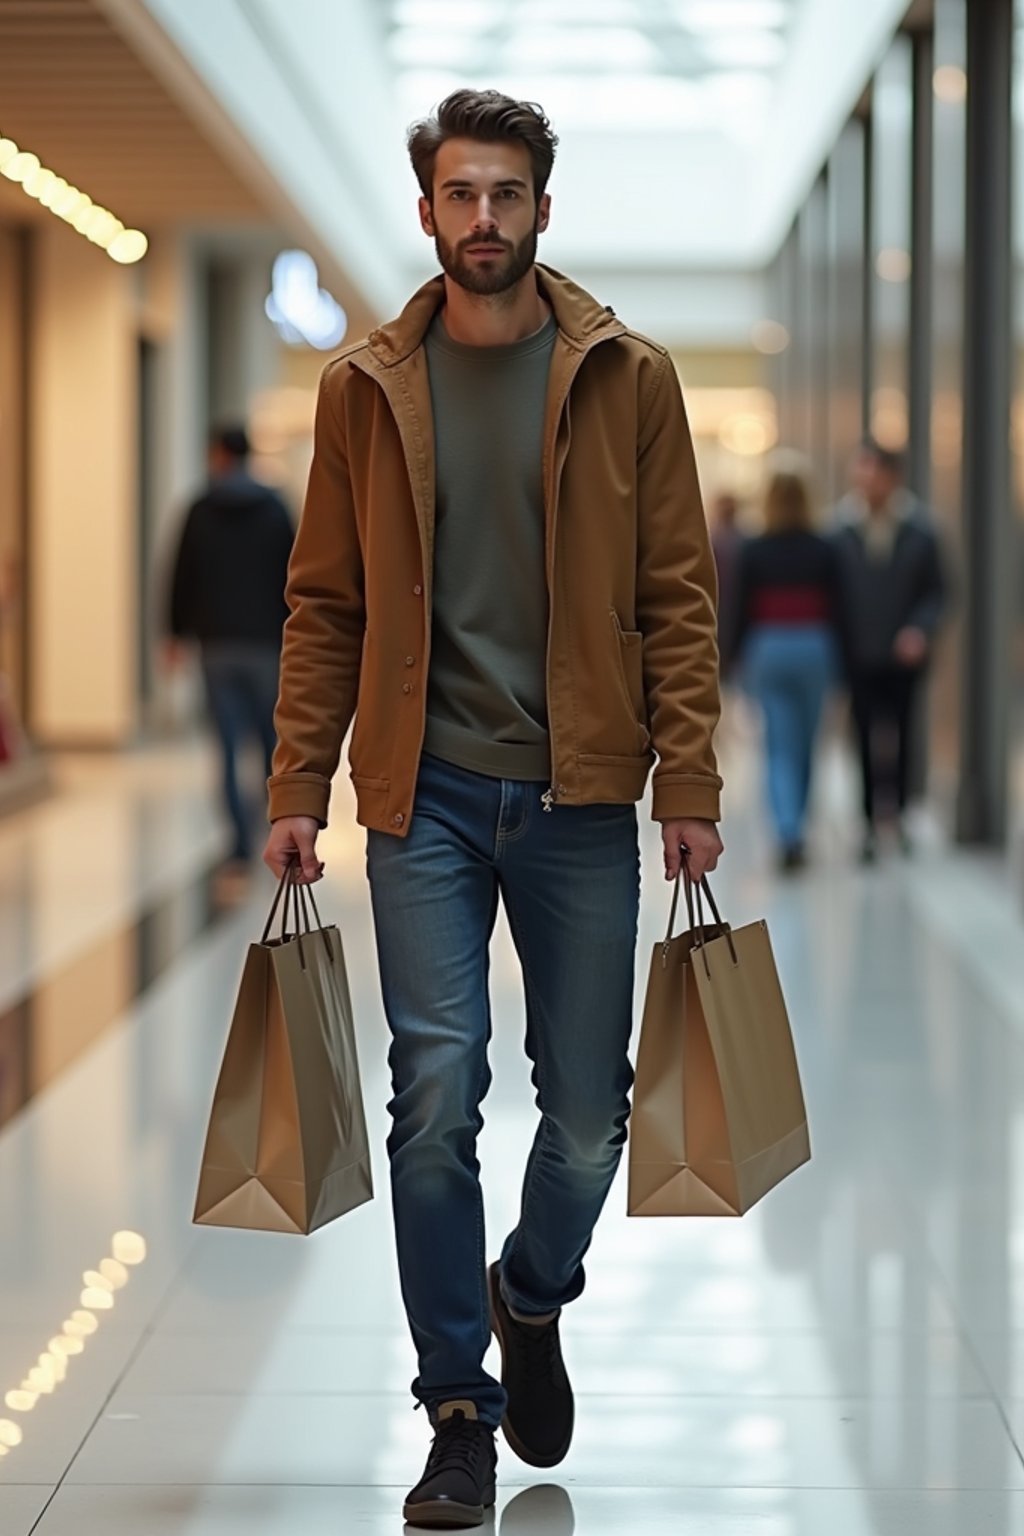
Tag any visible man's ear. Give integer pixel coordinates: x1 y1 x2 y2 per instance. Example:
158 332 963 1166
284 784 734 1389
537 193 552 235
419 196 435 237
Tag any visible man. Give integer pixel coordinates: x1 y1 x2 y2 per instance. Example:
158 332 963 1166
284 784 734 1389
263 90 723 1529
831 438 946 862
167 425 293 870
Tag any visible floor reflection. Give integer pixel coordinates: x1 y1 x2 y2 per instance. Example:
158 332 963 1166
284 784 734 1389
0 861 226 1131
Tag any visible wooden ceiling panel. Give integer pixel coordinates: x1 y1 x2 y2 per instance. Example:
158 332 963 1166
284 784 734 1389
0 0 264 227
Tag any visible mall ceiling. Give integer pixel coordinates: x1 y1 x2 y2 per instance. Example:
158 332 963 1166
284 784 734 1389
0 0 262 227
378 0 804 134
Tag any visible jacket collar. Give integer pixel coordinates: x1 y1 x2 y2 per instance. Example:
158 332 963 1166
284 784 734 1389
364 263 625 367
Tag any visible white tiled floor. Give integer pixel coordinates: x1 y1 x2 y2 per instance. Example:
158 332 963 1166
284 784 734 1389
4 732 1024 1532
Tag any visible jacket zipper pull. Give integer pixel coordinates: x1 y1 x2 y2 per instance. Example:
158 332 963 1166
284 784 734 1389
541 784 565 813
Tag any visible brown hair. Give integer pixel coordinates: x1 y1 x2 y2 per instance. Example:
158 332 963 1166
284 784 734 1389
763 460 816 534
407 89 558 206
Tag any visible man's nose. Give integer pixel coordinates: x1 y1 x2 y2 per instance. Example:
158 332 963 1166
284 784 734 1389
471 198 498 230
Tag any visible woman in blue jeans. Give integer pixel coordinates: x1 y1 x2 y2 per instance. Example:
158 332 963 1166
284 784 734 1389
732 462 843 871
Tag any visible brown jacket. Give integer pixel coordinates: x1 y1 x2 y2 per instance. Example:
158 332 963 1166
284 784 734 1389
268 265 722 836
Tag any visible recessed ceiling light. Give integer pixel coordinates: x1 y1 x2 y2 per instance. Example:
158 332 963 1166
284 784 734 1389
701 30 786 69
503 25 656 71
390 29 483 67
0 131 147 263
515 0 643 19
400 70 706 130
393 0 500 29
675 0 789 31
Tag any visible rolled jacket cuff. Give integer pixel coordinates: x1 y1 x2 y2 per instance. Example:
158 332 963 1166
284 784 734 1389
651 779 722 823
266 772 331 827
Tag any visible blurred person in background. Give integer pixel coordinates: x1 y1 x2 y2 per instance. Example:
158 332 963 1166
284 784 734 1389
831 438 947 863
262 87 722 1528
709 491 745 677
165 424 294 873
730 458 842 872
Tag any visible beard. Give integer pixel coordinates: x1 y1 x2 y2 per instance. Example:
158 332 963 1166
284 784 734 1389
434 224 539 297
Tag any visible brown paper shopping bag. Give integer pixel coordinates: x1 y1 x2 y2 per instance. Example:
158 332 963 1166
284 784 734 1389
193 868 373 1234
628 871 810 1217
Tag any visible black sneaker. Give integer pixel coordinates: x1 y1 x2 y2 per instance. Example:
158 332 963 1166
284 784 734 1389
488 1261 574 1468
403 1401 496 1530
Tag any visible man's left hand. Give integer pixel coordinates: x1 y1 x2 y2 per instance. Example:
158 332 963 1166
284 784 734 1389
660 818 723 883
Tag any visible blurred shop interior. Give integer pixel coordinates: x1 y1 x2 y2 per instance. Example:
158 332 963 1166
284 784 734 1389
0 0 1022 880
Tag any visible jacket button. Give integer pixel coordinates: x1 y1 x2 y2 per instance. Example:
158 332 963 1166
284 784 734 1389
413 584 423 596
402 682 412 694
392 813 405 827
405 656 415 666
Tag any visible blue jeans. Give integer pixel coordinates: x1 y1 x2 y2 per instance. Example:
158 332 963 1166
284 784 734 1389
201 642 281 861
744 625 836 850
366 753 640 1427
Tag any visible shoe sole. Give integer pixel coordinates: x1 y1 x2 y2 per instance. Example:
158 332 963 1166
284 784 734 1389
402 1493 492 1528
487 1262 574 1469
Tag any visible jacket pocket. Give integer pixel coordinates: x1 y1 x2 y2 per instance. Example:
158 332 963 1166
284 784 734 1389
610 610 650 750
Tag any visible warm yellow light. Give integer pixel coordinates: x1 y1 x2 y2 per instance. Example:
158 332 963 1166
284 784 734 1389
39 1352 67 1383
2 151 40 184
5 1391 37 1413
100 1258 129 1290
0 131 146 263
83 1270 114 1293
751 319 790 356
23 166 56 201
720 413 775 458
69 1311 99 1336
934 64 967 104
71 199 97 234
876 246 911 283
39 174 67 209
108 229 148 265
113 1231 148 1265
95 218 125 251
92 214 122 248
80 206 113 242
52 184 85 219
0 1420 24 1448
81 1287 114 1310
51 1334 84 1358
25 1367 55 1394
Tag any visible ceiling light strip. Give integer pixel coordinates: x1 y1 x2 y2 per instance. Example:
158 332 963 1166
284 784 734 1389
0 132 148 264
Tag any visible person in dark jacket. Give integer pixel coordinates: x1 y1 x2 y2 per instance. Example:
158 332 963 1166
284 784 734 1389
831 439 947 862
732 460 842 871
166 425 294 867
710 491 746 679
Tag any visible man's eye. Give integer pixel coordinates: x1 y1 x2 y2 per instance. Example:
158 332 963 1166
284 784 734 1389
499 189 520 199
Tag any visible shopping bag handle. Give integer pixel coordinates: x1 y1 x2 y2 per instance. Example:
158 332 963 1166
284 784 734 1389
261 862 294 944
293 879 336 963
260 861 335 962
663 863 738 970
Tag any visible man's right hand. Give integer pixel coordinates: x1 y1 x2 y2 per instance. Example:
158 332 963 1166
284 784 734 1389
263 816 324 883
